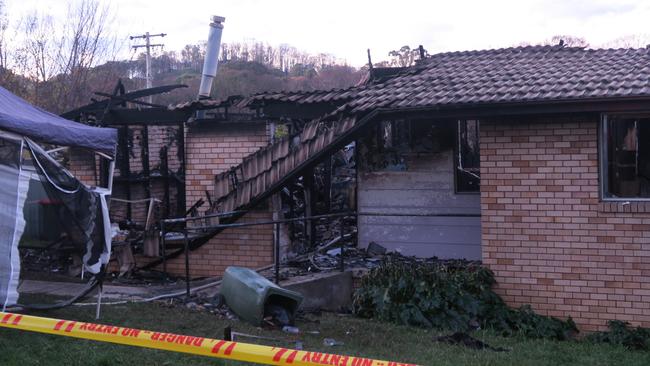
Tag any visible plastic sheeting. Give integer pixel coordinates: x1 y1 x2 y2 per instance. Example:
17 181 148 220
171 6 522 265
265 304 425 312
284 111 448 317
0 134 113 309
0 134 27 310
27 139 111 274
0 86 117 158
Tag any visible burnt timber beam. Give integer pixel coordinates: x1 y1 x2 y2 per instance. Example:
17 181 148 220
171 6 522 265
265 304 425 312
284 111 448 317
261 102 343 120
103 108 192 125
323 156 332 212
303 170 316 248
187 117 268 127
160 146 171 219
141 125 151 198
94 91 165 108
61 84 188 119
117 126 132 220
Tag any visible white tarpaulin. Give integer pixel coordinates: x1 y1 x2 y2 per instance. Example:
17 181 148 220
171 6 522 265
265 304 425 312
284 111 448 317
0 87 116 310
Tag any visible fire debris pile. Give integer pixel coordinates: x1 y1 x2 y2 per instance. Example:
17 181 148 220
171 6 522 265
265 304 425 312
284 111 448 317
20 247 79 277
161 294 240 321
280 144 357 256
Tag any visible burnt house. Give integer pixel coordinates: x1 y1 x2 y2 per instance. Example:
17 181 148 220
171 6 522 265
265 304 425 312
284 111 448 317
63 84 277 276
209 44 650 332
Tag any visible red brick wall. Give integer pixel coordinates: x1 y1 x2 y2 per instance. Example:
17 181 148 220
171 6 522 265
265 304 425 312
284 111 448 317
480 117 650 332
67 148 99 187
162 210 274 277
160 122 274 278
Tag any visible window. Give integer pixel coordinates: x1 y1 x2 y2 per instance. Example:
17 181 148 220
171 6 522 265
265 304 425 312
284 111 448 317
601 115 650 200
456 120 480 193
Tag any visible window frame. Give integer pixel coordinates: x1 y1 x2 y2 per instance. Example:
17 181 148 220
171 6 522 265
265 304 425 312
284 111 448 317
599 113 650 202
454 119 480 195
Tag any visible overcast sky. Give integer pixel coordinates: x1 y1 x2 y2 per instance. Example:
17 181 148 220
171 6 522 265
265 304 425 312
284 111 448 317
5 0 650 67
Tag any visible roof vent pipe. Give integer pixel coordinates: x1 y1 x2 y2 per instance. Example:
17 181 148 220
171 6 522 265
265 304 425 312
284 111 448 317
198 15 225 100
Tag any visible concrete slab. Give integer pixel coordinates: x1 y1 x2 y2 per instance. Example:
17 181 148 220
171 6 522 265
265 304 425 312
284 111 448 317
18 280 156 300
283 271 354 312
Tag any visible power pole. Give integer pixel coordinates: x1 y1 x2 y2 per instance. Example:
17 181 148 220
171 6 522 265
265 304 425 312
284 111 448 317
130 32 166 103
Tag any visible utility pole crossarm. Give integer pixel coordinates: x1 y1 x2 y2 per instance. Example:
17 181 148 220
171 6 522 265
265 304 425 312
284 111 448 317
130 32 167 103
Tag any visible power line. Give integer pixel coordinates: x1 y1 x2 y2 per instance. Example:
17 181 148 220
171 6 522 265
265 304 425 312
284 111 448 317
130 32 166 103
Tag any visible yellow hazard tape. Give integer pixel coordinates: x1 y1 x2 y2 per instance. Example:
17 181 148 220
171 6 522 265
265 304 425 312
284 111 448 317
0 312 418 366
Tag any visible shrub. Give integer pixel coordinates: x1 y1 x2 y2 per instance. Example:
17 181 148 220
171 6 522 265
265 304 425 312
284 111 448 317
586 320 650 350
353 257 577 340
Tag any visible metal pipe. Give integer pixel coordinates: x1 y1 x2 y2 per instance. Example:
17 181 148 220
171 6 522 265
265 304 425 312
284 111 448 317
198 16 225 99
181 212 354 232
95 284 103 320
358 212 481 218
184 228 190 298
160 219 167 279
163 210 248 224
339 216 345 272
167 211 473 241
302 215 308 251
274 223 280 284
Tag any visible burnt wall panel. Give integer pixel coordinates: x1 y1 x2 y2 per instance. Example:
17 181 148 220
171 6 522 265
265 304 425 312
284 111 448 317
358 148 481 260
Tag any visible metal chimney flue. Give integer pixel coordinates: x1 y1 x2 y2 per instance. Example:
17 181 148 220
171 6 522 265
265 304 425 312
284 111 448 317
198 15 225 100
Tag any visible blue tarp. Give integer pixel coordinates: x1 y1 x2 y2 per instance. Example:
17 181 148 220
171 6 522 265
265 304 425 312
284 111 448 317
0 86 117 157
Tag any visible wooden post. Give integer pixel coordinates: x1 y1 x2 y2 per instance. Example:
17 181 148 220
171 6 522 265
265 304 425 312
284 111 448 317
161 146 170 219
274 222 280 284
323 156 332 212
288 183 296 248
118 126 132 220
141 125 151 198
303 169 317 248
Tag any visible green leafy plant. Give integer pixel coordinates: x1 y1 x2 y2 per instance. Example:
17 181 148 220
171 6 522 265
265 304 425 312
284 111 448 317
353 257 577 340
586 320 650 350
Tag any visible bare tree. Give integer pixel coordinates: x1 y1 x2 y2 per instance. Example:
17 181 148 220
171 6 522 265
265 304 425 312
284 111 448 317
601 34 650 48
548 35 589 47
53 0 118 111
519 35 589 48
10 12 59 104
0 0 118 111
0 0 7 70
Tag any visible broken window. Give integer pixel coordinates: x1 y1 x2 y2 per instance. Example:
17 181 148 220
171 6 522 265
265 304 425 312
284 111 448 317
455 120 480 193
601 115 650 199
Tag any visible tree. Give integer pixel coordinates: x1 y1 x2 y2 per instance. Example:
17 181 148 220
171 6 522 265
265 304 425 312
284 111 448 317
0 0 119 111
388 45 428 67
519 35 589 48
602 34 650 48
548 35 589 47
48 0 118 111
0 0 7 69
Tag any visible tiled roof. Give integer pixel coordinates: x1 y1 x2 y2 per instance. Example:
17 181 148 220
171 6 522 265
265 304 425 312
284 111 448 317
241 45 650 114
239 88 360 107
344 45 650 112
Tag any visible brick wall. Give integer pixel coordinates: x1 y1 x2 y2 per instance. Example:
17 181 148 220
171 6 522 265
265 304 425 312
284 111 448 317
67 148 99 187
159 122 274 278
480 116 650 332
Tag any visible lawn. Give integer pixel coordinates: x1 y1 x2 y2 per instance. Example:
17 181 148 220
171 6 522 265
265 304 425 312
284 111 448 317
0 300 648 366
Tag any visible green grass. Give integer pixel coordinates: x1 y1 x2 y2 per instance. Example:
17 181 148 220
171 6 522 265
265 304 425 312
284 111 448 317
0 301 649 366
